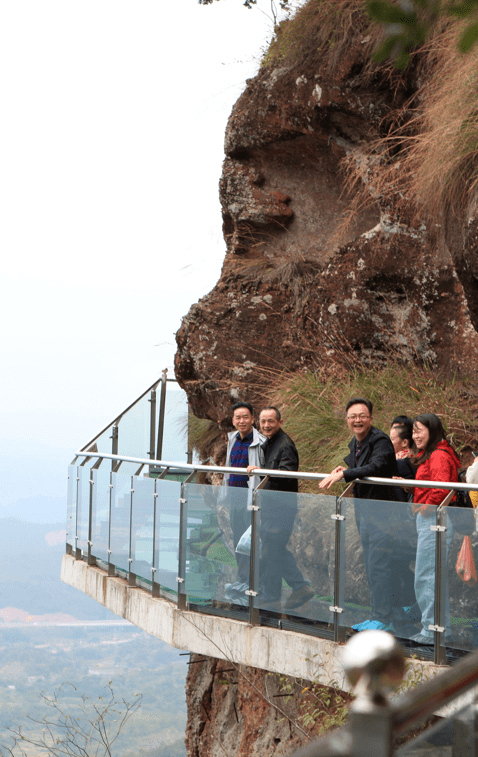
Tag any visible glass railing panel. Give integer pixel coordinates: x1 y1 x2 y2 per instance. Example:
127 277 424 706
109 472 133 572
116 392 152 461
130 476 156 580
162 383 188 462
344 497 421 642
183 483 251 607
153 478 182 593
441 505 478 652
66 465 78 548
82 426 114 456
91 468 111 563
253 489 336 623
77 466 91 554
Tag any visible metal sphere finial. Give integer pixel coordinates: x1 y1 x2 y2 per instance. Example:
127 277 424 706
342 630 406 712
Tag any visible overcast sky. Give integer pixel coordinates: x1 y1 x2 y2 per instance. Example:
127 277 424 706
0 0 286 463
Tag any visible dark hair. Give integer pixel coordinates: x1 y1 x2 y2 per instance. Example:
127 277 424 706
345 397 373 415
411 413 447 464
394 424 413 449
232 401 253 416
260 406 281 421
392 415 412 430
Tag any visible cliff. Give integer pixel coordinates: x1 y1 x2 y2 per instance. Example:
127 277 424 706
175 1 478 426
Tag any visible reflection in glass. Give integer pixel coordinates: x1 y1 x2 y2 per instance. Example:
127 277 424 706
110 472 133 572
153 479 182 593
184 483 250 606
345 498 420 640
254 490 335 624
91 468 111 563
443 505 477 651
66 465 78 548
130 477 155 579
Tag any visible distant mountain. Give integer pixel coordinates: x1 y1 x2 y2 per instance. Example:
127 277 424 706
0 519 115 621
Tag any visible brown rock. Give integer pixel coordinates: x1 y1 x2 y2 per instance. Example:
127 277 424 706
175 1 478 426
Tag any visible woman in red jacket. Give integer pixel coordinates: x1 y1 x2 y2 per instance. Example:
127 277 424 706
410 413 460 645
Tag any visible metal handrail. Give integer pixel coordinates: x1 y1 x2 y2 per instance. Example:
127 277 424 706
72 451 478 493
78 375 182 453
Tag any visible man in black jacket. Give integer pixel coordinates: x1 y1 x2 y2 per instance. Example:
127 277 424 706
320 398 399 632
248 407 314 610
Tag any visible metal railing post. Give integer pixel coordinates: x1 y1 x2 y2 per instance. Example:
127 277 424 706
128 476 136 587
432 490 455 665
177 471 197 611
331 483 354 643
149 389 156 464
248 476 269 626
156 369 168 462
111 424 118 472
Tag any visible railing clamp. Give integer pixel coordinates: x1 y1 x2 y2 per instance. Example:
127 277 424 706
76 477 80 482
89 479 94 485
153 493 158 498
179 499 187 505
248 505 260 511
430 525 447 532
130 489 134 493
245 590 258 596
128 558 133 563
329 605 343 614
107 549 111 555
88 540 93 546
151 567 156 573
428 624 445 633
176 577 185 583
331 514 345 521
109 484 114 489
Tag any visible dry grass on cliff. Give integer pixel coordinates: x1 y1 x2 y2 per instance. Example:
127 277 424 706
262 0 382 77
265 361 478 491
343 18 478 225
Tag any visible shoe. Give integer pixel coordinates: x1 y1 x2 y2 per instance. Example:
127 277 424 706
351 619 394 632
284 585 315 610
409 633 433 645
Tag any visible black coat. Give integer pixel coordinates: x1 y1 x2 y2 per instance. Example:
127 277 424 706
261 428 299 493
343 426 398 501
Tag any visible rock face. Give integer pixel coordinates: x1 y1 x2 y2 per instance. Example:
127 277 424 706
185 654 348 757
175 2 478 425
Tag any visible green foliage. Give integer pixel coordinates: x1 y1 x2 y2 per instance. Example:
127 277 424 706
274 672 351 734
367 0 478 66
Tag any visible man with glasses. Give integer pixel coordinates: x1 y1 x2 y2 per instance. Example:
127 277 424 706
320 398 398 632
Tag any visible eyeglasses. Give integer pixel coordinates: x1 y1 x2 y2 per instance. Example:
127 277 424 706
346 414 371 421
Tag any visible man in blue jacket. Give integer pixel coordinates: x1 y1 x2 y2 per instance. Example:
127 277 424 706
320 398 398 631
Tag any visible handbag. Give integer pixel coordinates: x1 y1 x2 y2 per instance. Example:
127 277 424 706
456 535 477 585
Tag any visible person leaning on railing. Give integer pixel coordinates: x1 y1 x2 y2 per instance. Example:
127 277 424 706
409 413 459 645
319 397 399 632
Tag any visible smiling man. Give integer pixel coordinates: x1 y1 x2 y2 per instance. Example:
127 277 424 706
319 397 398 632
222 401 265 584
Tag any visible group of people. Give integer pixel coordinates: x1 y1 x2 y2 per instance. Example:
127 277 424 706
223 397 466 645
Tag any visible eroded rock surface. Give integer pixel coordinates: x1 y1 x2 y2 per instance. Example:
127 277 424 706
175 4 478 425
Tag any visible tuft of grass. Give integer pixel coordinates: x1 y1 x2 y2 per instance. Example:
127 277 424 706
343 15 478 226
262 0 383 78
264 361 478 492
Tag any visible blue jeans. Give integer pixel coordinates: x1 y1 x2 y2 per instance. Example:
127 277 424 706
415 512 454 638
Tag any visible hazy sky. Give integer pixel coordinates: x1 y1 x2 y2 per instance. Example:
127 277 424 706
0 0 284 463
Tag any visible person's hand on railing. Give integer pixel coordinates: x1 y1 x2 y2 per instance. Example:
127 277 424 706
246 465 259 474
319 466 346 489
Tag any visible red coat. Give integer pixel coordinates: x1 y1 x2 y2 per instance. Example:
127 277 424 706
413 440 460 515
